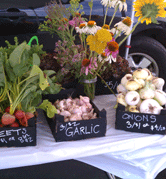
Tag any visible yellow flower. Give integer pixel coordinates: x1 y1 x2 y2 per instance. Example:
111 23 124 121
95 41 107 54
86 28 112 54
86 35 97 51
133 0 166 25
96 28 112 42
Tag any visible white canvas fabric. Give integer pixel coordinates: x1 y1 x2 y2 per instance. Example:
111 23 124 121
0 95 166 179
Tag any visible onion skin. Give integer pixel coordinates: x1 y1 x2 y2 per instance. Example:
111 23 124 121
133 68 149 80
125 91 140 106
140 99 163 114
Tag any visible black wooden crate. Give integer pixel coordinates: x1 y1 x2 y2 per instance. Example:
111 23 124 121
95 76 121 95
0 117 36 147
115 104 166 134
42 88 107 142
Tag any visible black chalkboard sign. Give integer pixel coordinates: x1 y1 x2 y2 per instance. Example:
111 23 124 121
0 117 36 147
95 76 121 95
116 104 166 134
43 88 107 142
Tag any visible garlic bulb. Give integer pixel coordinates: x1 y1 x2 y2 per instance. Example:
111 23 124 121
125 79 141 91
153 90 166 106
152 77 165 90
139 81 155 99
70 106 83 115
117 93 128 107
70 113 82 121
116 84 127 94
54 96 96 122
60 110 71 117
121 74 133 87
140 99 163 114
128 105 139 113
125 91 140 106
133 68 149 80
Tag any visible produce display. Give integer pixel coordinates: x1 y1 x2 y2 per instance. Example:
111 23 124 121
0 37 61 128
0 108 34 127
116 68 166 114
53 96 97 122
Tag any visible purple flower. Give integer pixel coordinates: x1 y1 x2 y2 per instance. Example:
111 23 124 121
80 57 98 76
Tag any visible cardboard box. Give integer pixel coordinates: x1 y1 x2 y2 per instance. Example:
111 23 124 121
0 117 36 147
43 88 107 142
115 104 166 134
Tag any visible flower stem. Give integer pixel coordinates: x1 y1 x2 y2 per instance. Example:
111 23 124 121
103 5 109 25
93 70 117 97
114 30 122 40
109 5 118 27
118 12 151 47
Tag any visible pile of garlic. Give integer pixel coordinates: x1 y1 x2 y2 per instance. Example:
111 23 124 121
116 68 166 114
54 96 97 122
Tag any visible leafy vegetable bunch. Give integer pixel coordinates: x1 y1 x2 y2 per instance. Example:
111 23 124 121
0 38 61 127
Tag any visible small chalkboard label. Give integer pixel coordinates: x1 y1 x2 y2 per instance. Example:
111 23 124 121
116 104 166 134
55 115 106 142
95 77 121 95
0 118 36 147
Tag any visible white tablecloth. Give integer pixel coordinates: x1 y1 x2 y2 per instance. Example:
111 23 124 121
0 95 166 179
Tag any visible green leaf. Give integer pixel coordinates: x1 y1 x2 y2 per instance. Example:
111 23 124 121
47 104 57 118
13 63 29 77
43 83 61 94
33 53 40 66
21 89 42 113
0 58 5 87
43 70 56 77
29 65 49 91
5 60 16 82
151 16 159 24
20 85 37 103
38 99 57 118
9 42 27 67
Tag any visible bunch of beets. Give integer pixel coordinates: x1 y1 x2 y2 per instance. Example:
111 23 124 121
0 107 34 127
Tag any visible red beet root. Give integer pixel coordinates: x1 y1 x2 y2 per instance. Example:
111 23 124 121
15 110 25 120
1 113 16 125
25 112 34 120
10 122 20 127
19 116 28 127
5 107 10 113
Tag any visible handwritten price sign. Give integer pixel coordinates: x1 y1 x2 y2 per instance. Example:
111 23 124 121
0 127 36 147
116 109 166 134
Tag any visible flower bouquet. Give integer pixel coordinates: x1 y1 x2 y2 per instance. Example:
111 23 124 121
39 0 166 100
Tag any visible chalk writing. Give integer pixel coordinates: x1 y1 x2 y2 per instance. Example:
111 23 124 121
104 81 119 90
59 122 100 137
125 120 165 132
122 113 157 123
0 128 34 144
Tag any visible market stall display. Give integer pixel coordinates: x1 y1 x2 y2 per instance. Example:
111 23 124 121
0 36 61 147
42 88 106 142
